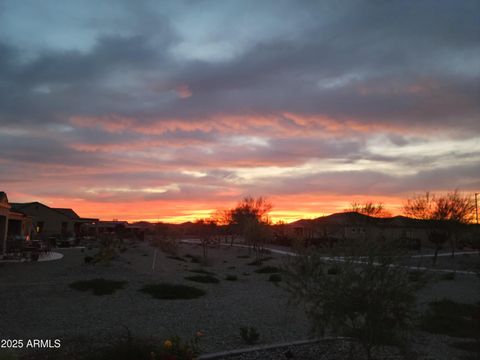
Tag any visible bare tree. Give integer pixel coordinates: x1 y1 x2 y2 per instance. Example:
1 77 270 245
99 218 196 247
192 219 218 259
403 190 475 262
348 201 391 218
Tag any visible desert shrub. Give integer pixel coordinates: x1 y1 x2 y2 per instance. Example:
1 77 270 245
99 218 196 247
239 327 260 345
167 255 187 262
227 266 236 270
450 340 479 354
157 334 202 360
237 255 250 259
189 268 215 275
408 270 424 282
420 299 480 338
152 237 178 255
440 272 456 280
90 334 157 360
189 256 201 263
225 275 238 281
184 275 220 284
247 257 274 266
254 266 280 274
93 234 122 264
327 266 341 275
268 274 282 282
84 256 94 264
140 283 206 300
0 351 17 360
283 239 422 360
69 278 127 296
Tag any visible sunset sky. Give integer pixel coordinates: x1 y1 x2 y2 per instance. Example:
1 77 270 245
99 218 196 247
0 1 479 223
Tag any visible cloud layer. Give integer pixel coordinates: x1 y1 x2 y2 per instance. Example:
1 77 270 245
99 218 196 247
1 0 479 221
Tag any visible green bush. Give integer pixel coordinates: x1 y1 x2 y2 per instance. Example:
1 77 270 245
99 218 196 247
140 283 206 300
69 279 127 296
283 240 422 360
240 327 260 345
225 275 238 281
184 275 220 284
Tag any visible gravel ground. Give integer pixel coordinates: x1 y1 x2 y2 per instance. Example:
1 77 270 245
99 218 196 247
0 242 309 357
0 241 478 360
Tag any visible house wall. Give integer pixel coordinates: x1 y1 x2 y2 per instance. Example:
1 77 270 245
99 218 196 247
16 204 73 239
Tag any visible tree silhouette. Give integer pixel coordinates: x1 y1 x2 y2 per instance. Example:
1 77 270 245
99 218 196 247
227 196 272 251
404 190 475 262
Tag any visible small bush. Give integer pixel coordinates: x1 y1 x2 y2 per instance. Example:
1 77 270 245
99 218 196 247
69 279 127 296
0 351 17 360
91 335 157 360
254 266 280 274
189 268 215 275
450 340 479 353
185 275 220 284
237 255 250 259
140 283 206 299
268 274 282 283
167 255 187 262
248 257 274 266
227 266 236 270
152 237 178 255
240 327 260 345
190 256 201 263
327 266 340 275
225 275 238 281
158 334 201 360
420 299 480 338
243 272 250 276
408 270 423 282
84 256 94 264
440 272 456 281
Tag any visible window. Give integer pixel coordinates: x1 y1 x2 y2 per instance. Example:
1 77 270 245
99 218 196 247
36 221 44 233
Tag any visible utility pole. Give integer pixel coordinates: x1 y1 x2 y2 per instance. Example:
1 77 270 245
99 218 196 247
475 193 479 224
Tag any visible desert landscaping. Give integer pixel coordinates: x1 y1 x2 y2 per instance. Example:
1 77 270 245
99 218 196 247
1 238 478 360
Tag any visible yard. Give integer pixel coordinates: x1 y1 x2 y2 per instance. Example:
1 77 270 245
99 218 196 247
0 241 478 359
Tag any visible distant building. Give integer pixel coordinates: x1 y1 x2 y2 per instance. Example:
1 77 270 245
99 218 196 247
284 212 479 250
11 201 98 240
0 192 33 256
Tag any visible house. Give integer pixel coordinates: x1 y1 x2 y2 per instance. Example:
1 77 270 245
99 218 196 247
0 192 33 256
11 202 98 241
283 212 431 249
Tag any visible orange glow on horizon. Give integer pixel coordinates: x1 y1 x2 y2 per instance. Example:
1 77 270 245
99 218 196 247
12 194 405 224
